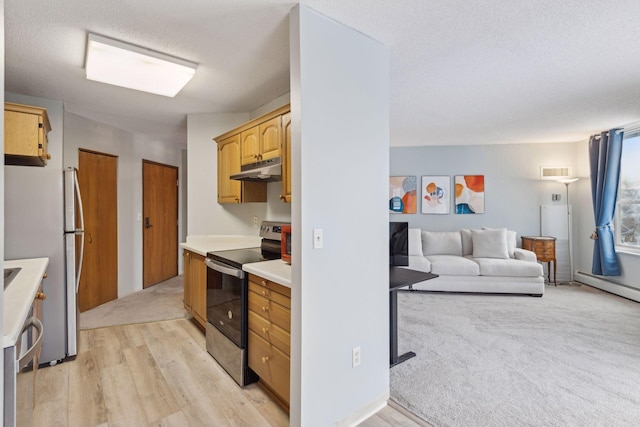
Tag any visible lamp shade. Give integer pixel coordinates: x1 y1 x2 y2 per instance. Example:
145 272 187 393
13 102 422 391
556 178 579 184
85 33 197 97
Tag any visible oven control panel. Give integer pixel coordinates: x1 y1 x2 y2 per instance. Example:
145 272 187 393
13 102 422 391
259 221 290 241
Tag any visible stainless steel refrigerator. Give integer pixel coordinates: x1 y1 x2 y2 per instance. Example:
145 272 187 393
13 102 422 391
5 166 85 365
62 167 85 360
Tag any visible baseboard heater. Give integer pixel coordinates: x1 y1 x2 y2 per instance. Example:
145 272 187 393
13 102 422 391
575 271 640 303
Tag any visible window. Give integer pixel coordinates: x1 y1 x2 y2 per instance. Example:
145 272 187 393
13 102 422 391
616 131 640 249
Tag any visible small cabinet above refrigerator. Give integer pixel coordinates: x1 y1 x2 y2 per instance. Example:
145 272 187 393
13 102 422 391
4 102 52 167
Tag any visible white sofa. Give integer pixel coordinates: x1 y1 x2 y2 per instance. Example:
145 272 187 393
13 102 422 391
405 228 545 296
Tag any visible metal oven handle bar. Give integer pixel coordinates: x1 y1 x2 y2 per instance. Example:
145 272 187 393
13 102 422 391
205 258 245 279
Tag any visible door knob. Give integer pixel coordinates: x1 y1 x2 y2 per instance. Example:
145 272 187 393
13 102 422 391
145 217 153 229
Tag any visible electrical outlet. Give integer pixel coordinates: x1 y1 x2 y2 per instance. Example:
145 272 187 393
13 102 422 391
352 346 361 367
253 216 258 227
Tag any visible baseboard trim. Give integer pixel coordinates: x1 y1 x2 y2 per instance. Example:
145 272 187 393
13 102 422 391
575 271 640 303
388 398 432 426
336 392 389 427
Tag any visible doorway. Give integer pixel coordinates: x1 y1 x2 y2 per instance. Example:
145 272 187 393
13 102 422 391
142 160 178 288
77 149 118 312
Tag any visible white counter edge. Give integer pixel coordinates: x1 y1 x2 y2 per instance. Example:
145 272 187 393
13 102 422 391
243 260 292 288
3 258 49 348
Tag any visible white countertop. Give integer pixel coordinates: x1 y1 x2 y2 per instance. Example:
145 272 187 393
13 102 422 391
180 235 262 256
243 259 292 288
3 257 49 348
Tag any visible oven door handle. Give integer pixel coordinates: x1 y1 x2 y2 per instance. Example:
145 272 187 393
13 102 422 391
205 258 245 279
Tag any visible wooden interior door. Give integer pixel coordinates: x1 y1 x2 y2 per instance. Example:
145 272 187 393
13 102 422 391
143 160 178 288
78 149 118 312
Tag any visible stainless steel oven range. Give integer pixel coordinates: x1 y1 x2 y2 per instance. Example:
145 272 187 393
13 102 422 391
204 221 288 386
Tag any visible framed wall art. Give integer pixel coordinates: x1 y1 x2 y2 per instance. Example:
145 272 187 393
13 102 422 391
421 176 450 214
389 176 417 214
455 175 485 214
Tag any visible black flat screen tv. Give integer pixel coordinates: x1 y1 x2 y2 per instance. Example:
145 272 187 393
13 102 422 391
389 222 409 266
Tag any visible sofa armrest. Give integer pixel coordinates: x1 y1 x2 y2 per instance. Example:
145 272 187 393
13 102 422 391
405 255 431 273
514 248 537 262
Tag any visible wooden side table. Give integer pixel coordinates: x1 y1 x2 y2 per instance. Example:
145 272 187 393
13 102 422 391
521 236 557 286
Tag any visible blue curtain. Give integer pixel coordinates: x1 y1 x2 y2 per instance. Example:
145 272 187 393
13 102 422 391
589 129 623 276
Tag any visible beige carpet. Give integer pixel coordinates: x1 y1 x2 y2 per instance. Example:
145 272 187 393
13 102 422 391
391 284 640 426
79 275 189 329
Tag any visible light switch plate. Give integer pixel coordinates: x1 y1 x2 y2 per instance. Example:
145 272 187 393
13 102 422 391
313 228 323 249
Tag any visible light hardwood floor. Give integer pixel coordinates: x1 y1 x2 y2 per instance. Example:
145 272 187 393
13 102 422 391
17 318 423 426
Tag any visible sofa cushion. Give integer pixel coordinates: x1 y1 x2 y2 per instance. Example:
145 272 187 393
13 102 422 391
425 255 480 276
422 231 462 256
460 228 473 256
483 227 516 258
471 229 509 259
473 257 543 277
408 228 423 256
407 255 431 272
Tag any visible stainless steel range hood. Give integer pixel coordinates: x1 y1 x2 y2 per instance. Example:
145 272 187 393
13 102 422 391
230 157 282 182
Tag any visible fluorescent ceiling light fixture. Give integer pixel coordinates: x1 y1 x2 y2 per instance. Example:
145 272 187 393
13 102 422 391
85 33 197 97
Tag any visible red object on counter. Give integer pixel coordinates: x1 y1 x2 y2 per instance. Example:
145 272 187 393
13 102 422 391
281 225 291 264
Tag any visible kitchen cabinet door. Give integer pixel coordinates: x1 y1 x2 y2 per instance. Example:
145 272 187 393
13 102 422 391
183 251 192 311
240 126 260 165
4 102 51 166
218 134 242 203
191 252 207 327
259 116 282 161
280 112 292 203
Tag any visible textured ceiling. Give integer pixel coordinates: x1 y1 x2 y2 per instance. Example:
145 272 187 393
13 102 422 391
6 0 640 147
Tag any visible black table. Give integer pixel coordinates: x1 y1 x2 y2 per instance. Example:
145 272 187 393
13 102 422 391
389 267 438 367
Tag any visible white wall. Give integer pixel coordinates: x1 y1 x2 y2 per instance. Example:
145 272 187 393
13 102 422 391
250 93 290 120
63 112 183 297
186 107 291 237
290 5 390 425
391 142 581 281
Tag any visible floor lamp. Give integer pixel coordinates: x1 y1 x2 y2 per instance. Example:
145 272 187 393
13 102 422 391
557 178 579 284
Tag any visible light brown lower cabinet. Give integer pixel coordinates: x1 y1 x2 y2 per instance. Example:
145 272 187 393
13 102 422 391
183 250 207 327
247 274 291 408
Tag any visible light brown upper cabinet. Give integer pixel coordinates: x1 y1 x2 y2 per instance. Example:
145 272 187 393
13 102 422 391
259 116 282 161
280 112 292 203
240 116 282 165
214 104 290 204
240 126 260 165
217 134 267 204
4 102 52 167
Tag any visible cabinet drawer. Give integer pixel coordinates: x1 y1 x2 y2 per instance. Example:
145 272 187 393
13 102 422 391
248 274 291 296
533 242 553 250
248 330 290 404
248 310 290 355
248 280 291 309
248 291 291 333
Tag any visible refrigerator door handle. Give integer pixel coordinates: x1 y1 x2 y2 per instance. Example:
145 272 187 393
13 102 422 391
74 170 85 294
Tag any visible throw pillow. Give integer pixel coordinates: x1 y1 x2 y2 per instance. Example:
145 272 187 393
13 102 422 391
408 228 423 256
422 231 463 256
471 229 509 259
482 227 516 258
